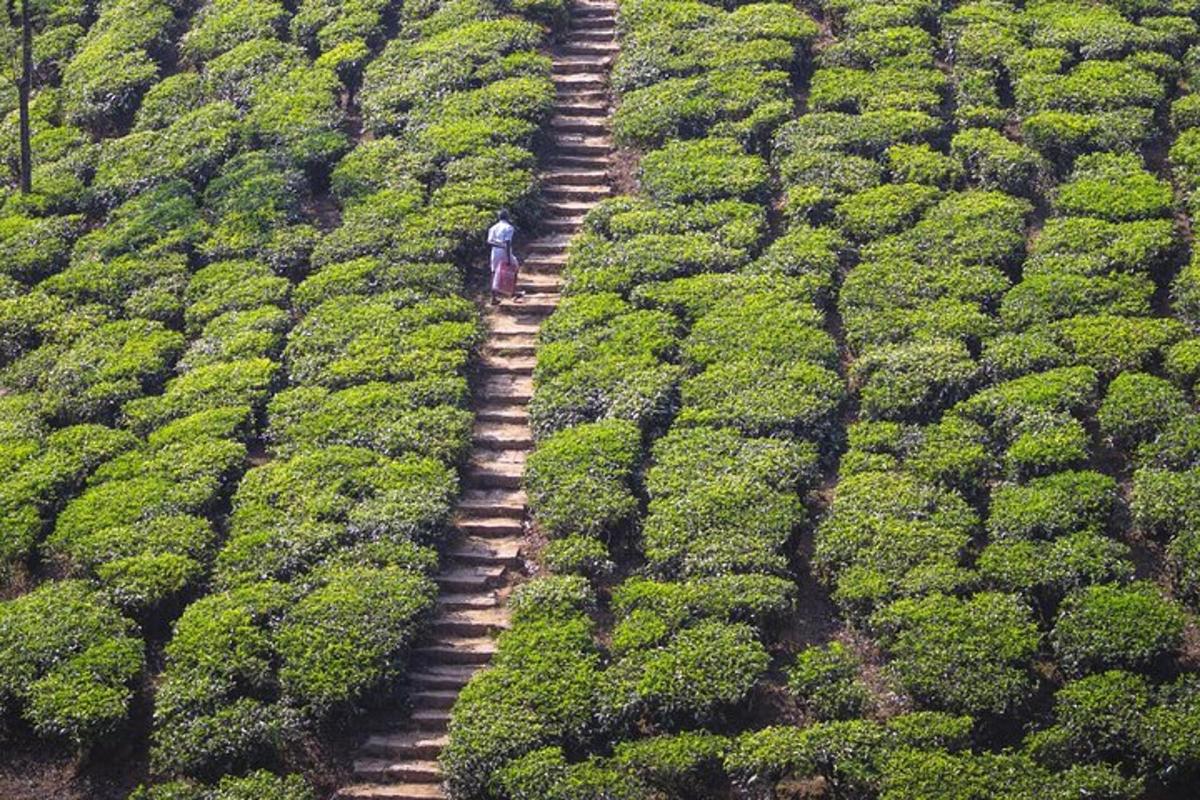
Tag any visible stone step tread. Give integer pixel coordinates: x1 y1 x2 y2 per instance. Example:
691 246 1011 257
472 419 534 440
455 519 525 539
433 565 507 591
544 180 610 192
477 374 533 397
486 320 542 335
550 114 612 128
446 537 523 563
551 133 613 146
417 635 499 653
411 708 451 729
354 759 441 782
436 607 512 628
411 689 460 708
410 663 483 684
435 564 507 581
339 783 445 799
479 353 537 372
458 487 527 512
362 732 448 755
544 199 603 213
492 297 557 315
553 56 614 67
540 167 610 181
517 273 563 290
473 406 528 425
436 591 500 609
470 445 529 464
552 103 609 116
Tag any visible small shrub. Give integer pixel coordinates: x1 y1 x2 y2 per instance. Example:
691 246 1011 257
871 592 1040 716
525 419 641 540
787 642 871 720
1053 582 1186 675
1098 372 1189 447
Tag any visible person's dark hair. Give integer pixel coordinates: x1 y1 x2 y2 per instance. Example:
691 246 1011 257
498 209 510 222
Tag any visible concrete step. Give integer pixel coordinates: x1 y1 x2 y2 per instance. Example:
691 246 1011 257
540 167 610 185
479 354 537 376
436 591 500 610
446 535 523 566
555 88 609 106
569 25 616 40
458 488 526 518
470 445 528 469
339 783 446 799
544 175 610 192
542 216 587 234
516 272 563 293
552 56 614 74
553 102 608 117
525 235 574 253
472 418 534 444
432 607 512 637
474 403 528 425
465 458 524 489
546 153 612 171
573 6 616 21
484 340 535 358
487 323 542 341
493 294 558 315
411 689 459 710
433 564 507 592
522 250 568 267
553 73 607 91
361 732 448 760
518 254 569 274
551 134 613 156
455 515 525 538
550 114 611 134
562 41 620 56
415 637 498 666
354 759 441 784
408 664 481 691
478 373 533 402
411 707 452 731
544 188 609 206
545 202 601 220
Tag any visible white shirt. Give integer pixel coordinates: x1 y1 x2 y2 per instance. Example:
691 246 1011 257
488 220 515 271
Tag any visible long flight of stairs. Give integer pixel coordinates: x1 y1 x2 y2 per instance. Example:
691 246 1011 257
337 2 616 798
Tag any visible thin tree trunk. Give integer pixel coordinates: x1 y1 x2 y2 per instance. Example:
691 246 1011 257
17 0 32 193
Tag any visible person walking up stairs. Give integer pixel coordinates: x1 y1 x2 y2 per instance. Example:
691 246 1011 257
337 2 617 797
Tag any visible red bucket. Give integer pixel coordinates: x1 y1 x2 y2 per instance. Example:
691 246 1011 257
492 257 519 296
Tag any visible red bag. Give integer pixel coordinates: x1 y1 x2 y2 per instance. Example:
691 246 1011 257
492 257 519 296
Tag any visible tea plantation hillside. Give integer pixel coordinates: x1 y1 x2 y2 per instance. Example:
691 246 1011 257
0 0 1199 798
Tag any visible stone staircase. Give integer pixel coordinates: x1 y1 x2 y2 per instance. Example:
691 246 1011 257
336 2 616 798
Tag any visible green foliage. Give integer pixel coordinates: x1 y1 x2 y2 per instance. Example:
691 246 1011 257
604 621 769 727
988 470 1116 540
1098 371 1189 447
0 581 143 747
612 732 728 795
1025 670 1150 768
640 138 769 204
525 419 642 540
951 128 1047 196
815 470 976 616
266 378 471 463
787 642 871 720
1052 582 1186 675
1054 153 1174 222
440 609 605 798
854 339 979 422
872 592 1040 716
